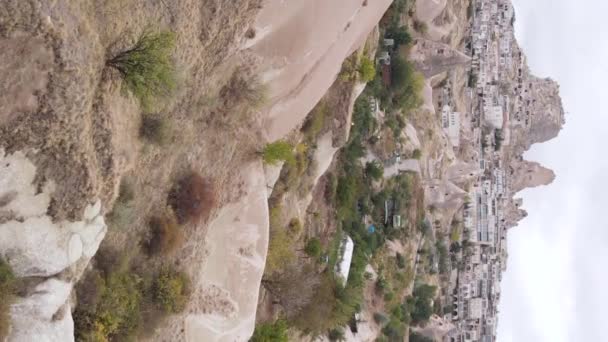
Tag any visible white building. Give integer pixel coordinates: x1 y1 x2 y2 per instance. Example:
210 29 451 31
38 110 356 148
334 235 354 286
442 105 461 147
485 104 504 128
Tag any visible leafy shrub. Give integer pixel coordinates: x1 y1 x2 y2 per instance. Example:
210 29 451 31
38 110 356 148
250 319 288 342
413 20 428 34
261 141 294 165
0 259 15 340
140 114 173 146
412 149 422 159
169 172 216 224
146 212 184 255
304 238 322 258
107 31 176 111
152 267 191 313
358 56 376 82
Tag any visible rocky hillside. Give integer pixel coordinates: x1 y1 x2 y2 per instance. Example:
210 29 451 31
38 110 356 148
0 0 395 341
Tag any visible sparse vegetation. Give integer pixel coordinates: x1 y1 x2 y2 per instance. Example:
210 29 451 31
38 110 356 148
140 114 173 146
152 267 191 313
0 259 15 341
261 141 295 165
413 20 428 34
250 319 289 342
169 172 216 224
107 178 136 229
146 212 184 256
107 31 176 111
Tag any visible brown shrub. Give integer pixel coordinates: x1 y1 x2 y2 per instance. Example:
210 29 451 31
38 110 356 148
169 173 216 225
146 212 184 255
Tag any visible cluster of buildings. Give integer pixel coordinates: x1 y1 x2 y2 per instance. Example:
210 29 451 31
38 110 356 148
436 1 539 341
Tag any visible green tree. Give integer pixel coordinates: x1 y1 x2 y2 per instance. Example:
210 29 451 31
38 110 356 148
386 26 412 46
261 141 294 165
107 31 176 111
365 161 384 181
305 238 322 258
409 331 435 342
390 57 424 111
328 327 346 341
411 284 436 324
358 56 376 82
250 320 288 342
412 149 422 159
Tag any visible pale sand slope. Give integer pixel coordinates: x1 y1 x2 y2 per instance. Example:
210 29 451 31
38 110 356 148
184 162 269 342
250 0 393 141
416 0 449 41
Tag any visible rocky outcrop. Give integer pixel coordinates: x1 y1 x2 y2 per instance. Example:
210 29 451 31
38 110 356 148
183 162 269 342
509 160 556 193
250 0 394 141
0 149 106 341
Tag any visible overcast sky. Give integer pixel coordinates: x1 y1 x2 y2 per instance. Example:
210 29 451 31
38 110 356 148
497 0 608 341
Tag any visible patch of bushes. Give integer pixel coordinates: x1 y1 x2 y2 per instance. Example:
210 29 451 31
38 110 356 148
250 319 288 342
74 266 143 342
140 114 173 146
265 206 297 275
220 69 268 110
302 101 327 142
261 141 294 165
0 259 15 341
328 327 346 341
169 172 216 224
410 284 436 324
146 211 183 256
410 331 435 342
107 31 176 111
152 267 191 313
304 238 322 258
390 57 424 112
358 56 376 82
